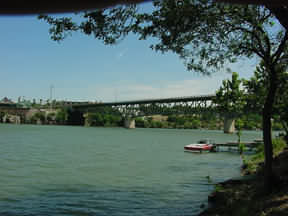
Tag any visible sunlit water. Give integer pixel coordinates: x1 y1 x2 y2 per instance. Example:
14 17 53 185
0 124 264 216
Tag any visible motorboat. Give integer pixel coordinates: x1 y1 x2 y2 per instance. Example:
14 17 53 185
184 139 216 153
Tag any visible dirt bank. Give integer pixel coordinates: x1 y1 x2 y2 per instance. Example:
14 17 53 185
199 149 288 216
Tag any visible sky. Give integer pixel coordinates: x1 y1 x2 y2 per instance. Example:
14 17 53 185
0 2 259 103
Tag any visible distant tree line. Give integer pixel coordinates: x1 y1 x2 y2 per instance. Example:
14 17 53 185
84 107 123 127
0 99 284 132
214 69 288 138
21 108 83 125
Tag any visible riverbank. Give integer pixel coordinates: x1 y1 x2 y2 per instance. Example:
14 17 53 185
199 146 288 216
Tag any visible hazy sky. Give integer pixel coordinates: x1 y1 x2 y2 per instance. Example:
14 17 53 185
0 2 259 102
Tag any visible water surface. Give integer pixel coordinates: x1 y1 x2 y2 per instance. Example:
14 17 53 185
0 124 263 215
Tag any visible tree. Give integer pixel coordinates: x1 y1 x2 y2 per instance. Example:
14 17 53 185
235 119 243 140
213 72 246 118
243 62 267 112
244 61 288 141
214 1 288 31
0 111 5 122
30 111 46 124
40 0 288 192
213 72 246 133
275 71 288 141
55 108 68 124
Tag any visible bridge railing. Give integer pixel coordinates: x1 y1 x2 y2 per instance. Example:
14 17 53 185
69 94 216 109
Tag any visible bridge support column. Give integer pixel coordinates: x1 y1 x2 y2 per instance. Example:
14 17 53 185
224 117 235 134
124 118 135 129
15 116 21 124
3 114 21 124
83 113 90 127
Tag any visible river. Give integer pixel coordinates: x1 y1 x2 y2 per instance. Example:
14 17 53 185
0 124 263 216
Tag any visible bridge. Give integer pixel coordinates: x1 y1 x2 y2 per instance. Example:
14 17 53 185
65 94 236 133
70 94 216 113
0 94 236 133
0 103 29 124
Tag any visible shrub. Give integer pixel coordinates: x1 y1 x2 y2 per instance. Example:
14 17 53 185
243 138 286 174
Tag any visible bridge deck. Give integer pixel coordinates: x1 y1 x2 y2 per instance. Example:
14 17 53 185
71 94 216 108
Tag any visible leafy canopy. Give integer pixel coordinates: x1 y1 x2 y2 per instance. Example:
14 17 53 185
244 60 288 136
213 72 245 118
39 0 287 75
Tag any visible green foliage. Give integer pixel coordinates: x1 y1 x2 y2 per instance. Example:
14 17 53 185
235 118 244 144
214 184 224 192
0 111 5 122
46 112 56 122
235 119 244 131
238 142 245 154
135 117 145 127
244 138 286 174
241 114 262 130
39 1 287 75
272 121 283 131
244 61 288 135
134 113 264 130
135 114 222 129
272 137 287 153
55 109 68 124
85 107 123 127
39 3 288 190
243 62 268 112
274 70 288 137
214 72 246 118
30 112 46 124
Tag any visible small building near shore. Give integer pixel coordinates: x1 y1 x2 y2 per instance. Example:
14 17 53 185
0 97 16 108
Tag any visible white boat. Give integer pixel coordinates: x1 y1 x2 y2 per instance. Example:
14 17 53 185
184 139 216 153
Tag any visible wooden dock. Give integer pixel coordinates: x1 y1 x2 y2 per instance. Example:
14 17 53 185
214 140 263 152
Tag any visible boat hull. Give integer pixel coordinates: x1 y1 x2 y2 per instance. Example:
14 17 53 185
184 144 213 153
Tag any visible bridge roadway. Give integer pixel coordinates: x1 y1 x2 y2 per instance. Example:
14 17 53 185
69 94 216 109
0 94 235 133
66 94 237 132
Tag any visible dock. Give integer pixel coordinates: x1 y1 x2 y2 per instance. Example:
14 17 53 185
183 139 263 154
214 140 263 152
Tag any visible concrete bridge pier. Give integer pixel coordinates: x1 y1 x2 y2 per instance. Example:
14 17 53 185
124 118 135 129
224 117 235 133
3 114 21 124
83 113 90 127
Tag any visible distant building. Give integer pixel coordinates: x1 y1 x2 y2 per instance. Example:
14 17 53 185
0 97 14 104
0 97 16 108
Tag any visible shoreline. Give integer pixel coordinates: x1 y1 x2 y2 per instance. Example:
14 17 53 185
0 121 267 131
198 148 288 216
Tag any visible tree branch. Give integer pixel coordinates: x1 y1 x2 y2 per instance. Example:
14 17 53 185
266 6 288 31
272 31 288 65
239 45 264 59
231 26 266 57
254 24 271 58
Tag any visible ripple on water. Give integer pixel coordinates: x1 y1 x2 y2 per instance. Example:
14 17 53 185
0 125 261 216
0 186 204 216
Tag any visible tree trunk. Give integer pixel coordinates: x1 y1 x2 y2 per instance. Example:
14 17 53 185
262 66 278 193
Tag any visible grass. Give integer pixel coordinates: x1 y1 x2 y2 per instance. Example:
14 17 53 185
199 137 288 216
243 138 286 174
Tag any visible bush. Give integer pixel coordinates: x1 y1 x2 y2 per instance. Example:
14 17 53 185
272 122 283 130
30 112 46 124
243 138 286 174
135 118 145 127
0 112 6 122
272 137 286 153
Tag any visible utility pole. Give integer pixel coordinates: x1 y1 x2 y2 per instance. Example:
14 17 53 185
50 84 54 110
